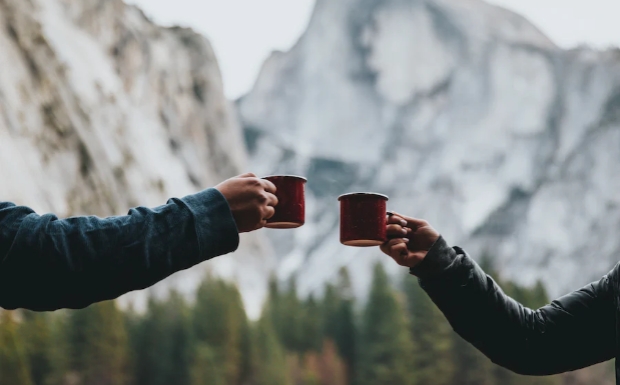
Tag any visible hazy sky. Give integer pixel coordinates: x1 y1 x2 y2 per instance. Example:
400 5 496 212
125 0 620 100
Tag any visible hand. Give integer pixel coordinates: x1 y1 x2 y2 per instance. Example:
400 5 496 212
380 212 440 268
215 173 278 233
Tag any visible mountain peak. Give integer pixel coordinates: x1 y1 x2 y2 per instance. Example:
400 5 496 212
238 0 620 300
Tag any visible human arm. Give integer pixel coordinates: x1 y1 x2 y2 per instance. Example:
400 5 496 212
381 213 616 375
0 174 277 311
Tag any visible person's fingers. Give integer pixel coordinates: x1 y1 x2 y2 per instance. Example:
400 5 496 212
402 226 439 255
387 238 409 247
405 217 429 229
380 243 389 255
391 212 428 229
387 224 408 238
390 243 410 266
257 219 267 230
265 192 279 207
380 239 409 259
387 213 408 227
263 206 276 220
260 179 277 194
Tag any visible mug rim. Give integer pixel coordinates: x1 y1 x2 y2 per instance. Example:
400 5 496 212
338 192 389 201
262 175 307 182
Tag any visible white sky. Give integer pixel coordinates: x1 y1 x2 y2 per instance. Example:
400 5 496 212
125 0 620 100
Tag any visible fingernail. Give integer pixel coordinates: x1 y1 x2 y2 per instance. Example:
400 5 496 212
402 228 408 235
403 238 410 243
401 220 407 226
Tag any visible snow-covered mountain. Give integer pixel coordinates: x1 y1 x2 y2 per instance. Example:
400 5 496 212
4 0 620 315
238 0 620 299
0 0 274 318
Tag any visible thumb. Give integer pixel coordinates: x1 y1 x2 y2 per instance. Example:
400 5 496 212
237 172 257 178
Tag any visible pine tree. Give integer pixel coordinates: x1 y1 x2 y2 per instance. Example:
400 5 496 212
238 314 253 385
251 313 290 385
132 291 194 385
323 284 339 340
45 311 71 385
530 280 551 309
193 275 247 385
451 333 494 385
403 275 454 385
267 274 282 328
190 343 226 385
281 277 304 352
300 295 323 352
167 291 195 385
322 268 357 384
123 302 141 385
334 268 356 384
357 263 414 385
0 310 34 385
19 310 53 385
478 252 493 270
131 296 169 385
66 301 130 385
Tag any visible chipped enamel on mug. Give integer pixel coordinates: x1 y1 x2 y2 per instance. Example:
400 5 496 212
262 175 307 229
338 192 389 247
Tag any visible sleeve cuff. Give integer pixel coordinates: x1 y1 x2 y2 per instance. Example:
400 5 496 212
179 188 240 259
409 236 457 280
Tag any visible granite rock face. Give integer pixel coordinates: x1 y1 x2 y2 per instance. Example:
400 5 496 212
238 0 620 299
0 0 273 317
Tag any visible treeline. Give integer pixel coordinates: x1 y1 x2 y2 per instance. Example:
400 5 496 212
0 259 614 385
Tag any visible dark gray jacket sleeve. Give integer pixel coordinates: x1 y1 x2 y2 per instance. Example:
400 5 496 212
0 188 239 311
410 236 616 375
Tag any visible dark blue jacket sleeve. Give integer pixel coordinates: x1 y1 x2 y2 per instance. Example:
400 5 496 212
410 236 616 375
0 188 239 311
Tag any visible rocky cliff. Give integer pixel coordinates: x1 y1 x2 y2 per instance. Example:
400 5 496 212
238 0 620 299
0 0 273 317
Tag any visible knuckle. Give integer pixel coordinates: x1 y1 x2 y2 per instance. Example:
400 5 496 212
247 177 262 187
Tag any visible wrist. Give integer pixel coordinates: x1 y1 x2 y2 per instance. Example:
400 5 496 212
409 236 457 279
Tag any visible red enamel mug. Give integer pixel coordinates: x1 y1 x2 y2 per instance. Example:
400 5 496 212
338 192 389 247
262 175 307 229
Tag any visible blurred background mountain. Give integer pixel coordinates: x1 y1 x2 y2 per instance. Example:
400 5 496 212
0 0 274 318
1 0 619 384
237 0 620 302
